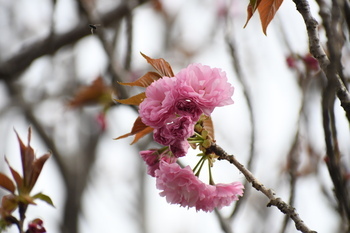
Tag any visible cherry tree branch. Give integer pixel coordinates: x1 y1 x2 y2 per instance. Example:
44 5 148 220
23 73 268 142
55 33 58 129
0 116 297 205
292 0 350 122
292 0 350 228
0 0 147 82
206 143 317 233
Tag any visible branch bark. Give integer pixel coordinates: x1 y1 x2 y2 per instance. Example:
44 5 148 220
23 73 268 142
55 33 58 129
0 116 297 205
206 143 317 233
292 0 350 122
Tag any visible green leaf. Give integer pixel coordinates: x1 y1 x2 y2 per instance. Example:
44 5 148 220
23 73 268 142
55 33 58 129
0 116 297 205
114 92 146 106
140 52 174 77
32 193 55 207
118 72 162 87
0 173 15 193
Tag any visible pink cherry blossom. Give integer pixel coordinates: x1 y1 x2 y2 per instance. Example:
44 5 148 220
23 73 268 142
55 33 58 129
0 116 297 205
169 140 190 158
155 162 244 212
176 63 234 115
139 77 179 128
155 162 207 207
140 150 176 177
196 182 244 212
167 116 194 140
153 116 195 146
153 127 174 146
173 98 203 122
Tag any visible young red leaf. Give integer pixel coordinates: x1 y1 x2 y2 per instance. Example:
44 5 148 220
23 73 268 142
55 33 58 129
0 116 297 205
130 126 154 144
5 158 23 192
118 72 162 87
14 128 35 192
114 92 146 106
140 52 174 77
0 194 18 216
28 153 50 192
114 116 152 140
244 0 261 28
67 76 112 108
14 128 51 194
258 0 284 35
0 173 15 194
32 193 55 207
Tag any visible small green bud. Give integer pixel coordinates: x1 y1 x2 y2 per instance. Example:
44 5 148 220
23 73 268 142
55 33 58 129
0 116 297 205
202 139 211 148
195 124 203 133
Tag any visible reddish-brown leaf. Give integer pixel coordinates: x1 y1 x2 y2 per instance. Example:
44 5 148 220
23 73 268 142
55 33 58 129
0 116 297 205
67 76 112 108
0 173 15 194
15 128 35 191
114 116 152 140
28 153 50 192
258 0 284 35
140 52 174 77
14 128 50 194
1 194 18 215
118 72 162 87
244 0 262 28
5 158 23 192
203 117 215 140
114 92 146 106
131 126 154 144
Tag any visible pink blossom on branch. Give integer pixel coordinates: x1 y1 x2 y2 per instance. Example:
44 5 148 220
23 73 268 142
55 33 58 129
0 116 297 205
139 63 234 128
139 77 179 128
155 162 244 212
139 149 176 177
176 63 234 115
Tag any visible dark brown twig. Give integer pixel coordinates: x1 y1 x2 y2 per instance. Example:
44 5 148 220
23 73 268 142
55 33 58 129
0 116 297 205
206 143 317 233
292 0 350 122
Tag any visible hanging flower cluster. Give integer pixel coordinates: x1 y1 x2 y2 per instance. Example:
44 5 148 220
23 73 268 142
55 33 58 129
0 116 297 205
115 53 243 212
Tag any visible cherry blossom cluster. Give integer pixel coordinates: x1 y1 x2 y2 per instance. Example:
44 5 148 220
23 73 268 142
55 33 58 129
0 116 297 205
138 63 244 212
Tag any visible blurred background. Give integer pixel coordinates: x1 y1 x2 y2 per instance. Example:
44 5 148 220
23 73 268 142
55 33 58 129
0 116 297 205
0 0 349 232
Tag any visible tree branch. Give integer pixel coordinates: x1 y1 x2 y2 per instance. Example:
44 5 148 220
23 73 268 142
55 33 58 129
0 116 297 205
0 1 146 81
292 0 350 122
206 143 317 233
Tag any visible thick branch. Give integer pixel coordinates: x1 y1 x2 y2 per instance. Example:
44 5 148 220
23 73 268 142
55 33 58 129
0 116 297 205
292 0 350 122
206 143 317 233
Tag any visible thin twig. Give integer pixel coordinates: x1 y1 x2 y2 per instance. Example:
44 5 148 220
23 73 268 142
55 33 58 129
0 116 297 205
206 143 317 233
0 1 146 81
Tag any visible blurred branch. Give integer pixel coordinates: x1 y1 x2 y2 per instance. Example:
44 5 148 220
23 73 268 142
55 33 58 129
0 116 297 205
77 0 139 100
280 135 300 233
322 80 350 230
293 0 350 229
0 1 147 82
4 80 70 188
124 10 134 71
207 143 317 233
292 0 350 122
224 10 256 220
214 209 233 233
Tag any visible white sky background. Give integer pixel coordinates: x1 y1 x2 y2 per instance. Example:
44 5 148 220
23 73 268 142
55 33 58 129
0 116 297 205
0 0 348 232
